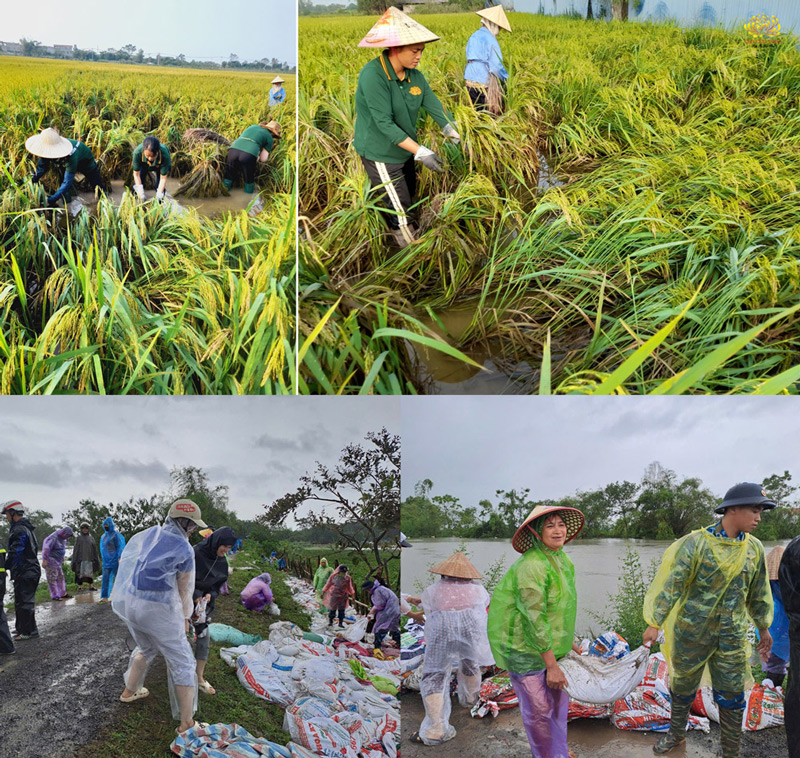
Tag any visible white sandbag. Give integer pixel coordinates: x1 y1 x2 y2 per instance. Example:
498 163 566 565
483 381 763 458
220 645 255 668
268 602 281 615
298 676 341 702
269 621 303 644
272 654 295 672
292 657 338 683
236 653 295 706
277 644 301 657
562 645 651 704
342 616 369 643
251 640 279 665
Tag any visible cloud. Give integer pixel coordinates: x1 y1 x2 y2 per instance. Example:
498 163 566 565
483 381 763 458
79 458 171 482
253 428 329 456
0 451 73 487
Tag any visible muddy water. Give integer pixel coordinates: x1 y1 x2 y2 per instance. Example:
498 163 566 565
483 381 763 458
73 178 263 217
402 537 792 637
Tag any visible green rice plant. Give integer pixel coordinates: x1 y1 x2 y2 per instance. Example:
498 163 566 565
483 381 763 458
299 12 800 394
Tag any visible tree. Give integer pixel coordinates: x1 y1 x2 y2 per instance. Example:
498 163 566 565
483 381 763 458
262 428 400 589
495 488 534 534
357 0 390 12
20 38 42 56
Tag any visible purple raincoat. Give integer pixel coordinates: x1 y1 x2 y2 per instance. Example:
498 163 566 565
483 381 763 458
367 582 400 634
41 527 74 600
240 573 273 612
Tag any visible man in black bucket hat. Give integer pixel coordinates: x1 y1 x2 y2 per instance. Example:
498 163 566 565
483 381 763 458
642 482 775 758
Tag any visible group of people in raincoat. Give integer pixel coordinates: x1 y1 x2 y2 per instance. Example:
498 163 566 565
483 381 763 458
408 481 798 758
352 6 511 248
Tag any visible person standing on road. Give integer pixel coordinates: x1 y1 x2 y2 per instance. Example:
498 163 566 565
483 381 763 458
71 522 100 591
362 579 401 648
322 564 355 628
354 7 460 248
192 526 236 696
412 552 494 746
642 482 775 758
41 526 75 600
312 557 334 611
779 534 800 758
2 501 41 641
487 506 586 758
99 517 126 602
464 6 511 114
132 136 171 202
762 546 790 687
112 499 207 735
0 537 16 655
241 572 274 613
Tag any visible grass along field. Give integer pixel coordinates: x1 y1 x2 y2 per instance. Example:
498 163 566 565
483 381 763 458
299 13 800 394
0 58 295 394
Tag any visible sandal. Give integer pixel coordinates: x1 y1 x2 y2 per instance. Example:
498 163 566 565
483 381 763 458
120 686 149 703
409 732 425 744
176 720 208 735
198 680 216 695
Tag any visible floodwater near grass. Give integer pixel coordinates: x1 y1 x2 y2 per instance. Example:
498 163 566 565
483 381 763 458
72 178 264 217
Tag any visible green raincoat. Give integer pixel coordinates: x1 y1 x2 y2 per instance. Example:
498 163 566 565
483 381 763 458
487 541 577 673
643 526 773 695
313 560 334 605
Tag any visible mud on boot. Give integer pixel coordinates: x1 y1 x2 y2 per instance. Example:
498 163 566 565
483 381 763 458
653 733 686 754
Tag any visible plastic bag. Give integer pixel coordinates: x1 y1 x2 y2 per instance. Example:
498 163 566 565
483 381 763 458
639 652 670 694
561 645 650 704
269 621 303 645
342 616 369 643
589 631 631 661
470 672 519 719
209 623 262 646
236 653 294 706
268 602 281 616
743 684 784 731
292 657 337 683
612 689 710 733
568 700 613 721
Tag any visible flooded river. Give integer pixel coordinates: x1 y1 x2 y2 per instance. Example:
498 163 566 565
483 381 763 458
402 537 791 636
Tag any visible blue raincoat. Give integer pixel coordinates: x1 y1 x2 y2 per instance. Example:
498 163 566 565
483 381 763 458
100 516 126 599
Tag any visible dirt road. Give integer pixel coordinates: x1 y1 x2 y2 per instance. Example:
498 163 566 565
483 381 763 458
400 691 789 758
1 593 131 757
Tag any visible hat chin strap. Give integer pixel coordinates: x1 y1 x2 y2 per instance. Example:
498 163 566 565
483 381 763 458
482 18 500 36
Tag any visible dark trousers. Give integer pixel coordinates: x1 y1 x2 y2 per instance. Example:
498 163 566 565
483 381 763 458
13 576 38 635
360 156 417 243
374 629 401 647
467 86 488 110
787 619 800 758
138 165 166 190
225 147 258 185
0 585 14 653
328 607 345 625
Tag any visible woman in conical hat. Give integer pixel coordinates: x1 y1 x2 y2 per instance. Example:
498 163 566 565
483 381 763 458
269 75 287 106
353 7 460 249
464 5 512 115
487 504 585 758
26 127 105 208
411 551 493 745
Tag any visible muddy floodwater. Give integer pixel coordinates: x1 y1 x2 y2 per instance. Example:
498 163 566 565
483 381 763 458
401 690 789 758
71 178 264 217
402 538 792 636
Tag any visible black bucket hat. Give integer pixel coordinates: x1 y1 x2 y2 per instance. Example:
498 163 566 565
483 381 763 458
715 482 776 514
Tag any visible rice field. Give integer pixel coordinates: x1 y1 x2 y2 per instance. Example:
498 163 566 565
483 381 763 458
0 58 296 394
299 13 800 395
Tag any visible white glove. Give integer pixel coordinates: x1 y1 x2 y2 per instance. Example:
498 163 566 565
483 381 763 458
156 190 165 201
133 183 145 201
414 146 443 173
443 123 461 145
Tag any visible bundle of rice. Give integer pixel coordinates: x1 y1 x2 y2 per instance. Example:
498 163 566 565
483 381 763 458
182 128 230 146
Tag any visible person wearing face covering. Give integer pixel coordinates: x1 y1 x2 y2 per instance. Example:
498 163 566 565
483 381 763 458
112 499 207 735
192 526 237 695
41 527 75 600
464 6 512 115
100 516 126 602
269 76 286 106
353 7 460 248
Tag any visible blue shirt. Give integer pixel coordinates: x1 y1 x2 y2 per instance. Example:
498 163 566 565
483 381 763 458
464 26 508 85
706 521 746 541
269 87 286 105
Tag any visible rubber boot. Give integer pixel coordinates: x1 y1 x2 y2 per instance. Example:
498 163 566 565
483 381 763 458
222 179 233 191
243 182 255 194
653 691 692 753
718 706 742 758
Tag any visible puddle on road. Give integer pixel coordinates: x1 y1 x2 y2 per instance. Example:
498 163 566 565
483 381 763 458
72 178 263 218
64 591 101 606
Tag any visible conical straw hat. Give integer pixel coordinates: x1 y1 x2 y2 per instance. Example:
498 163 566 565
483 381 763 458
25 127 73 159
264 120 282 138
271 76 285 84
766 545 785 581
476 6 512 33
512 504 585 553
429 551 482 579
358 7 441 48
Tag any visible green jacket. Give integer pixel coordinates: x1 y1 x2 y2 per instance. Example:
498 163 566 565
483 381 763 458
132 143 171 175
230 125 275 159
354 53 451 164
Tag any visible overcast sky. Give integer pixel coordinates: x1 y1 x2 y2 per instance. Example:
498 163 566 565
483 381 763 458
3 0 296 64
401 397 800 507
1 398 399 524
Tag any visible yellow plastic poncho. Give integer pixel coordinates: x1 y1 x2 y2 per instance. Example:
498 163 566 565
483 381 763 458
487 541 577 673
643 527 773 694
312 559 334 602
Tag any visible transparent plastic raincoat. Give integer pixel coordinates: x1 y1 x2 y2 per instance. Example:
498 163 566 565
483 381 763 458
111 518 197 719
487 542 577 673
643 527 773 696
417 577 493 745
312 559 334 607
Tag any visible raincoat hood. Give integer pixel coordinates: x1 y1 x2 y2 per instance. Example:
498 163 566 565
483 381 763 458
194 526 236 599
103 516 117 532
197 526 237 558
258 572 272 584
57 527 74 539
100 516 125 565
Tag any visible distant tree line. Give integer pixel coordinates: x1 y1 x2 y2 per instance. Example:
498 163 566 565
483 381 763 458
3 38 295 73
402 463 800 541
299 1 357 15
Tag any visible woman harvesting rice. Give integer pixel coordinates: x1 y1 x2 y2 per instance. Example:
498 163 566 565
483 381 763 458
223 121 281 195
464 5 512 114
487 504 585 758
269 76 287 106
132 136 171 202
353 7 460 248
